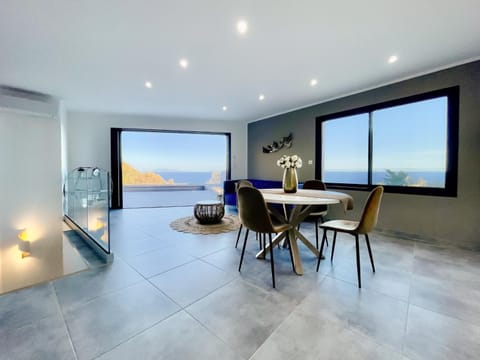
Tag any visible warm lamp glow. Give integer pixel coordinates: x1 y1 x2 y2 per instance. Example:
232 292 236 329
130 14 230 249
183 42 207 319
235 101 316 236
19 242 31 258
100 231 108 242
94 219 105 231
18 228 31 258
18 229 29 241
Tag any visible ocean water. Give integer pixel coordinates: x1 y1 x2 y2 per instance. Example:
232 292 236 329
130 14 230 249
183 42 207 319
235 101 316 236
324 170 445 187
155 171 226 185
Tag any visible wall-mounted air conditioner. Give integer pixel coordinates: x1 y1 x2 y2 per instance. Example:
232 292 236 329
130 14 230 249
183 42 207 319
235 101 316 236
0 85 59 117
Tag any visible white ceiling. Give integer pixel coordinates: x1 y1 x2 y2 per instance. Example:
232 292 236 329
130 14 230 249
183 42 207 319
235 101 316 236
1 0 479 122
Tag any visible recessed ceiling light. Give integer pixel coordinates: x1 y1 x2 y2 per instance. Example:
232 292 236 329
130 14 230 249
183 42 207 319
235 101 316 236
259 94 265 101
237 19 248 34
310 79 318 87
222 106 228 111
388 55 398 64
179 58 189 68
145 81 152 89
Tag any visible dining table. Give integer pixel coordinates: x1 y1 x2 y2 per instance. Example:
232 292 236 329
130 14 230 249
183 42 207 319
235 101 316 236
257 188 354 275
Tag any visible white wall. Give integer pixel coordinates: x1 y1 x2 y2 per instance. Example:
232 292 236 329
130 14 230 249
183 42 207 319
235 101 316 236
0 109 63 292
66 111 248 179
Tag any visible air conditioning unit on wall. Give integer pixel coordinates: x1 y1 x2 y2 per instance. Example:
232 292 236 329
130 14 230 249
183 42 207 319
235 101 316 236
0 85 59 117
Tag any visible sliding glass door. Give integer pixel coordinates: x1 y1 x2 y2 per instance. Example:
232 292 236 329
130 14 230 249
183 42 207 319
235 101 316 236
113 129 230 208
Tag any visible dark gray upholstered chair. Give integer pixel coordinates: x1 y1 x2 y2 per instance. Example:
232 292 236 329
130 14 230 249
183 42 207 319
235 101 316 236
237 186 293 288
316 186 384 288
300 179 329 249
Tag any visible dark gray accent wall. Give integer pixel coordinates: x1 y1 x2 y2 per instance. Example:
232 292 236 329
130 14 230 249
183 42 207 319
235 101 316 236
248 60 480 249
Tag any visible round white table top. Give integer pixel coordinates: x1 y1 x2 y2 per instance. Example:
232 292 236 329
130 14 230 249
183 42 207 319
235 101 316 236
260 189 340 206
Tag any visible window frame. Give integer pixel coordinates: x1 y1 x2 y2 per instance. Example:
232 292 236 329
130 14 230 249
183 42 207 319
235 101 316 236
110 128 231 209
315 86 459 197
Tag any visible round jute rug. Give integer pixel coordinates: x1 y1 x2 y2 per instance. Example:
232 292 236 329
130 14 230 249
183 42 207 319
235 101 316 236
170 215 240 234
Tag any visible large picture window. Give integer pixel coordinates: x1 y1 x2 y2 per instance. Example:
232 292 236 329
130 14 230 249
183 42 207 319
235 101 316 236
316 87 459 196
110 128 231 208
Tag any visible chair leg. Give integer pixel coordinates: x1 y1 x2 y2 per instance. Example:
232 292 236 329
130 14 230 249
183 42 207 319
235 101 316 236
315 218 319 249
330 231 337 261
365 234 375 272
316 229 328 272
286 232 295 272
238 229 250 272
318 216 328 247
268 233 276 288
355 234 362 288
235 224 243 248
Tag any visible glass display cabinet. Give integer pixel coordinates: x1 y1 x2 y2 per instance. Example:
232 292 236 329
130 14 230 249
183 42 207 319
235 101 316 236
64 167 112 261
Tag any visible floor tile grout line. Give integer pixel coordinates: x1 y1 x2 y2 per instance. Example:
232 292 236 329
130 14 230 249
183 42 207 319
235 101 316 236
407 301 480 330
309 307 405 358
90 307 185 360
51 282 79 360
121 252 199 281
323 272 412 306
246 280 323 360
54 270 146 314
182 307 249 360
180 276 305 360
0 283 73 329
58 247 193 358
121 251 238 312
305 276 408 357
119 256 189 309
116 242 187 261
147 268 237 310
196 253 238 273
120 246 246 310
402 302 412 357
409 242 480 328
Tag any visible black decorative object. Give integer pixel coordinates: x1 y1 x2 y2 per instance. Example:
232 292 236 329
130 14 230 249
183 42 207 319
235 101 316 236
262 133 293 153
194 200 225 224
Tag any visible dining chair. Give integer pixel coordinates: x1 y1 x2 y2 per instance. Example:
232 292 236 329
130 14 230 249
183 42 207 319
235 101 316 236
316 186 384 288
300 179 329 249
237 186 293 288
234 180 254 248
234 180 284 250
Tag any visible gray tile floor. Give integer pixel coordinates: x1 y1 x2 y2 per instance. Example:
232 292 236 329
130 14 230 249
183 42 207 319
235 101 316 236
1 206 480 359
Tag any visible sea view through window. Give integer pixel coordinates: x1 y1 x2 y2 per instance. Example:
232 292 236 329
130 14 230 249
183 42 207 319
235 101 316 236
317 86 459 196
120 130 230 207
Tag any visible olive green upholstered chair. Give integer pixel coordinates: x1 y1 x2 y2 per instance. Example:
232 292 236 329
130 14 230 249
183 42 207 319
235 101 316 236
300 179 329 249
237 186 292 288
234 180 254 248
316 186 384 288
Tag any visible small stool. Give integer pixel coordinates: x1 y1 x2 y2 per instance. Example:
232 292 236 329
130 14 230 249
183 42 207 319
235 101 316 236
194 200 225 224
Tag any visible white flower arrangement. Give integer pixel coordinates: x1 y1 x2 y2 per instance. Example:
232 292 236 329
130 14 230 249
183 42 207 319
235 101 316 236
276 154 303 169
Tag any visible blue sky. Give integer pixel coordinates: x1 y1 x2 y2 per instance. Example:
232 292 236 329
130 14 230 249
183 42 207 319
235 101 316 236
323 97 448 172
122 131 228 172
